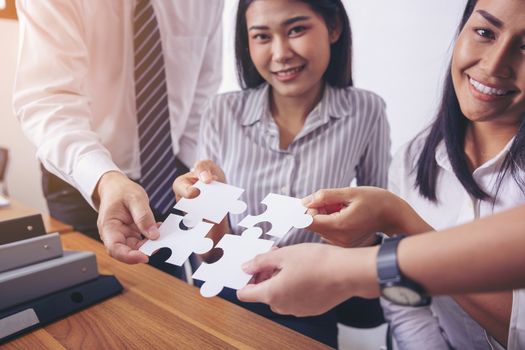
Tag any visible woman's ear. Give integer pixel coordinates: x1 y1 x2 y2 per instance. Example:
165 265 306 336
329 17 343 44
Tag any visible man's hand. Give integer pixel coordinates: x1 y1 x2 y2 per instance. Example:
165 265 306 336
94 171 159 264
237 243 379 317
303 186 431 247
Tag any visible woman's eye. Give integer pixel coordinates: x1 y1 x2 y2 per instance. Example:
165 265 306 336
475 28 495 40
289 26 306 36
253 33 270 41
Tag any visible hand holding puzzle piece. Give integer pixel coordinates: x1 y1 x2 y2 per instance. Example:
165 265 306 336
140 180 312 297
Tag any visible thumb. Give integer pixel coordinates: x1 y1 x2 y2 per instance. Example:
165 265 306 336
127 193 159 239
302 188 353 209
242 249 281 275
237 279 272 303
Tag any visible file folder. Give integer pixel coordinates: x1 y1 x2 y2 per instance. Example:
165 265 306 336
0 233 63 273
0 275 123 343
0 214 46 245
0 251 98 310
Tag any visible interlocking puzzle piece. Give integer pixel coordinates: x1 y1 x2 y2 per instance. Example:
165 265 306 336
192 227 274 298
174 180 247 228
139 214 214 266
238 193 313 238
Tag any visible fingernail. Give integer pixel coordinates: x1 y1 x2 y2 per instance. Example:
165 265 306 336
302 195 313 206
199 170 211 182
147 225 160 239
241 261 251 272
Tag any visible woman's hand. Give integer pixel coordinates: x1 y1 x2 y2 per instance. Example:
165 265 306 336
172 159 226 201
303 186 432 247
172 160 229 260
237 243 379 317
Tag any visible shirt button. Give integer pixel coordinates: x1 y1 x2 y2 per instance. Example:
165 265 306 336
281 186 289 193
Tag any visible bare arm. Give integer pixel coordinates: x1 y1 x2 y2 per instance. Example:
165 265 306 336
238 205 525 320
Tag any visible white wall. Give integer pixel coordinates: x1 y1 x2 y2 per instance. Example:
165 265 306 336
0 1 466 213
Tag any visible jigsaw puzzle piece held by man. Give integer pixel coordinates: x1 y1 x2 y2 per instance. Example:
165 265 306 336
174 180 247 228
238 193 313 238
139 214 214 266
192 227 275 298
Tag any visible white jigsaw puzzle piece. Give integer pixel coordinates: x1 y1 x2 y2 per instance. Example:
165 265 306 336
192 227 274 298
139 214 214 266
174 180 247 228
238 193 313 238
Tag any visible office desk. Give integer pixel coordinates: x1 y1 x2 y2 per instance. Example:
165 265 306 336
1 211 329 349
0 198 73 234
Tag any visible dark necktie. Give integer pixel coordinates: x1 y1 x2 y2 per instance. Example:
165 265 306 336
134 0 179 216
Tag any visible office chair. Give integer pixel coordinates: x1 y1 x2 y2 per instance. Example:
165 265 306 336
0 147 9 195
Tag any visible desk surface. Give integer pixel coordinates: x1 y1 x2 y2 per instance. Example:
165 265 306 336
0 198 73 234
1 204 328 349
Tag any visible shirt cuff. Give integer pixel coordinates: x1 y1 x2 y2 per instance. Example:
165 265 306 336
72 151 123 209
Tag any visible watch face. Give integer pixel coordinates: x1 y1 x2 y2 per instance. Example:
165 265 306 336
382 286 423 306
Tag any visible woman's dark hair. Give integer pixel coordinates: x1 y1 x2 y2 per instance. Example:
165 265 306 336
234 0 353 89
413 0 525 202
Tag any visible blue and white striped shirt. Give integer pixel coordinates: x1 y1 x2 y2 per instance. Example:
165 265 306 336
198 83 391 246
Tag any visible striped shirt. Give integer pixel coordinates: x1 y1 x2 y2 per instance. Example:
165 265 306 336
198 83 391 246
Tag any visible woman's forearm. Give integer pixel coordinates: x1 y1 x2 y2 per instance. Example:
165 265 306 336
397 205 525 295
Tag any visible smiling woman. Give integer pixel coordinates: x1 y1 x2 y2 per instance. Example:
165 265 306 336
377 0 525 349
172 0 391 347
231 1 525 349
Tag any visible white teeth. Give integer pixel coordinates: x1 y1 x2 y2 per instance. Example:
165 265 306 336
275 66 303 77
469 77 509 96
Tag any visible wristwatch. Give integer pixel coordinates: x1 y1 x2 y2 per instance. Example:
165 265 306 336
377 235 430 306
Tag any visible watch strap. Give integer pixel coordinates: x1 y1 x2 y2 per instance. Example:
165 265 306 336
377 235 404 283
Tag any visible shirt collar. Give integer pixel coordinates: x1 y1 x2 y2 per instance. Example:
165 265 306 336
240 84 270 126
240 83 353 127
435 136 515 173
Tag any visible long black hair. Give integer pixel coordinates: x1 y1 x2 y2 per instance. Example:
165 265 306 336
234 0 353 89
413 0 525 202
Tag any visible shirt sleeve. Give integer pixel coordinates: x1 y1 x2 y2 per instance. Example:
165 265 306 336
382 299 451 350
508 289 525 350
384 145 451 350
355 95 391 188
196 98 222 165
178 2 223 168
13 0 121 208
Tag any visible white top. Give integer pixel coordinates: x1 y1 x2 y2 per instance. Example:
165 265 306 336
13 0 223 206
198 83 391 246
508 290 525 350
385 135 525 350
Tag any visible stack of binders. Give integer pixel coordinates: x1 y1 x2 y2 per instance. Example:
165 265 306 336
0 214 123 343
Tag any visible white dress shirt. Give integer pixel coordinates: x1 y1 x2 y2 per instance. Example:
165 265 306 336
385 135 525 350
198 83 391 246
13 0 223 207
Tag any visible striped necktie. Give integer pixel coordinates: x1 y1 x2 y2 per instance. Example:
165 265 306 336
134 0 179 216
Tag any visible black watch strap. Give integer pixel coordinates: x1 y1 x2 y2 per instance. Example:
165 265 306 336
377 235 431 306
377 235 404 283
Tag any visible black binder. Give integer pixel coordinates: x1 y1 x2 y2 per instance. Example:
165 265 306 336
0 214 46 245
0 275 123 344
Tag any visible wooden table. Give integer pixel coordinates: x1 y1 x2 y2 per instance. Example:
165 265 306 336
0 198 73 234
1 205 329 349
